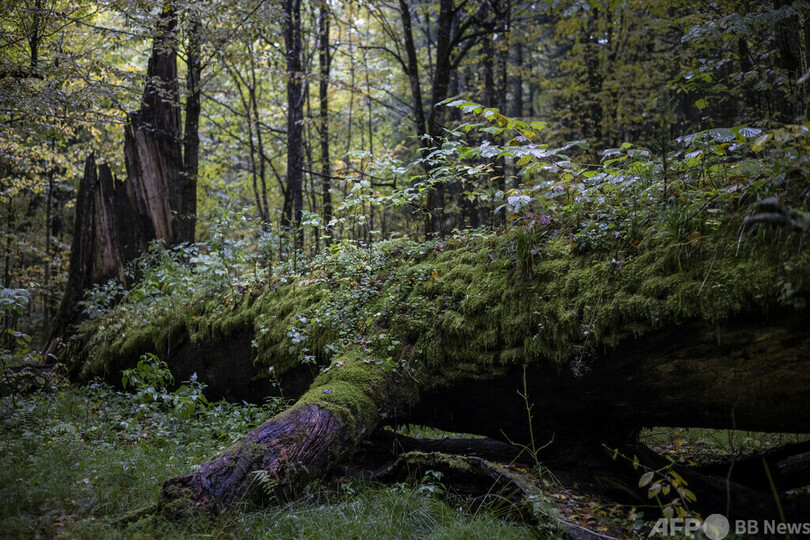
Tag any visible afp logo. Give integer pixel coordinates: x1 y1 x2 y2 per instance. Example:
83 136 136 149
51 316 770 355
650 514 729 539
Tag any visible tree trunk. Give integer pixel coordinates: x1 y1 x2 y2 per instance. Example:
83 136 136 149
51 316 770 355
159 356 416 517
47 7 190 355
178 18 202 244
282 0 305 249
46 154 152 356
124 4 186 246
408 313 810 447
318 1 332 244
510 39 523 118
159 312 810 517
399 0 427 141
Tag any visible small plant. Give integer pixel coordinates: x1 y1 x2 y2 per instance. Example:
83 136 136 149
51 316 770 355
502 365 555 475
608 445 698 520
121 353 209 419
1 287 40 404
250 469 279 499
121 353 174 399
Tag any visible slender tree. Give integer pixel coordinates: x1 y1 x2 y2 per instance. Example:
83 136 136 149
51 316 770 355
282 0 305 248
179 17 202 243
318 1 333 244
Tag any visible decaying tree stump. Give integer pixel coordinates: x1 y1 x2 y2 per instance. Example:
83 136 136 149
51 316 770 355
123 6 183 245
48 6 196 357
46 154 153 357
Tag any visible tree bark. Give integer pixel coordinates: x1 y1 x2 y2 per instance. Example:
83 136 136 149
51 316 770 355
409 313 810 447
124 8 181 244
48 7 193 355
46 154 151 356
178 18 202 244
399 0 427 141
159 357 416 517
318 1 333 244
282 0 305 249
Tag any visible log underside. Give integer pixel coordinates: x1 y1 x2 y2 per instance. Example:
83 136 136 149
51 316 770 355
409 312 810 446
157 312 810 524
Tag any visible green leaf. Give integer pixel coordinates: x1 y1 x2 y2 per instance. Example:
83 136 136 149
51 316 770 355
695 98 708 110
480 126 503 135
751 133 771 152
638 471 655 487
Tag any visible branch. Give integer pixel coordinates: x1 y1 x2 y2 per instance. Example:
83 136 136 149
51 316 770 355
356 45 409 75
743 198 810 232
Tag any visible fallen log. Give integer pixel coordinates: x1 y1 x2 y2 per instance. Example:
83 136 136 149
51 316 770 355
407 312 810 449
158 353 417 517
159 312 810 519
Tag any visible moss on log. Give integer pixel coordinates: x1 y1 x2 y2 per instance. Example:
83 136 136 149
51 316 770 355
69 214 810 517
159 352 416 515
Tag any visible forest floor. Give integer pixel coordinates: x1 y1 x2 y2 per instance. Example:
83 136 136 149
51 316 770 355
2 371 806 539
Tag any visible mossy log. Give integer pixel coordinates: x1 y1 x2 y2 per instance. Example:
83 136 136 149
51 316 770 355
159 312 810 518
159 355 416 517
409 312 810 448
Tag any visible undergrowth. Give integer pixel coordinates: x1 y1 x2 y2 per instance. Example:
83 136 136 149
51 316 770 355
0 382 541 539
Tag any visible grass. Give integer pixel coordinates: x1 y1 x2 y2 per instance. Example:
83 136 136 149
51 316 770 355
0 381 543 539
640 427 810 460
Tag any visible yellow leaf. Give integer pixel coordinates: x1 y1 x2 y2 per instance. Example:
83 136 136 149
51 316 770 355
678 487 697 503
687 231 703 246
669 471 687 487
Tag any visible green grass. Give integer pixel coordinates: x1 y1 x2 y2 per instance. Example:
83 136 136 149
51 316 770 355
640 427 810 460
0 382 544 539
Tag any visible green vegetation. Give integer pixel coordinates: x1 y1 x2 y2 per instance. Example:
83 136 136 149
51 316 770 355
0 382 542 539
3 378 807 538
75 117 810 389
2 0 809 535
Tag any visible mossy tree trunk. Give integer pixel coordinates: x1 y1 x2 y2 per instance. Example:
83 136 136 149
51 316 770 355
159 313 810 517
159 355 416 517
